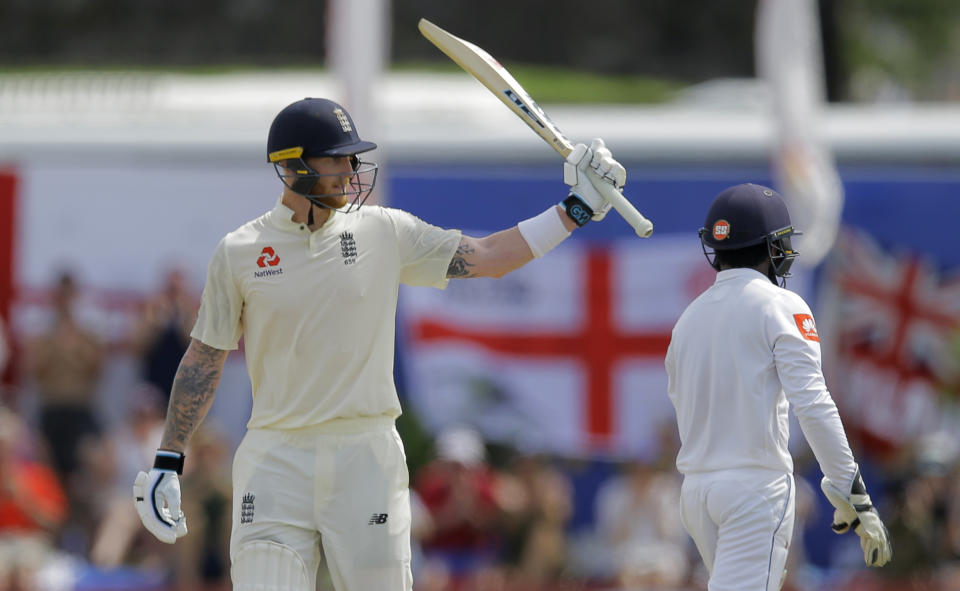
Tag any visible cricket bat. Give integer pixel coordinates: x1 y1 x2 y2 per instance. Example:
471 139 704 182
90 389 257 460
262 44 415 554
418 18 653 238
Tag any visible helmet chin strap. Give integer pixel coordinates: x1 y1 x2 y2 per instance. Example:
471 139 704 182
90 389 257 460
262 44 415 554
767 264 780 286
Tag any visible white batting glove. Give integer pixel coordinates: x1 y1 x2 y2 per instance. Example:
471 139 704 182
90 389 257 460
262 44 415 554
821 472 892 567
590 138 626 190
133 450 188 544
563 139 618 222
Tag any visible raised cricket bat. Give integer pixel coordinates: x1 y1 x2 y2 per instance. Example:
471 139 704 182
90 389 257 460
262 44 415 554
418 18 653 238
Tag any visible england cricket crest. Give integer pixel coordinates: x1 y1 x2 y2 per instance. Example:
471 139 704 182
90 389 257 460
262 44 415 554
240 492 255 524
333 108 352 133
340 232 357 265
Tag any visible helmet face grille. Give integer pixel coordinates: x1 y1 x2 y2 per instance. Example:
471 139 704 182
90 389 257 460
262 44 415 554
273 158 379 213
768 232 799 281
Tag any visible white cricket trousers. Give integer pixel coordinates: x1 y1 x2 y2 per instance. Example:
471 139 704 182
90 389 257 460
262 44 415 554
230 416 413 591
679 469 795 591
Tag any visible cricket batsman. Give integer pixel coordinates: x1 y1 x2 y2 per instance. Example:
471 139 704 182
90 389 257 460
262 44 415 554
132 97 629 590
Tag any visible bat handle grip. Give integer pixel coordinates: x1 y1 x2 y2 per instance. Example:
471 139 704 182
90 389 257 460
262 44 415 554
596 183 654 238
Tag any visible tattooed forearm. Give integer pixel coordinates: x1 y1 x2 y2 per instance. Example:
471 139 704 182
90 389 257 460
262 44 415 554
160 339 229 452
447 239 479 278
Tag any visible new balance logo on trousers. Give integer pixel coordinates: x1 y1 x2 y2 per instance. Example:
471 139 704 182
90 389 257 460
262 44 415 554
368 513 388 525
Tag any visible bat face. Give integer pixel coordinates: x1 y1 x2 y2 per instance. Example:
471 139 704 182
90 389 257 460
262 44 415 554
418 18 574 157
418 18 653 238
503 89 573 155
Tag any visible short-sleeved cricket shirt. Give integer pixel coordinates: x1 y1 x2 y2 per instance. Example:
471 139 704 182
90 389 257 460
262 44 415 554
191 199 462 429
665 268 857 490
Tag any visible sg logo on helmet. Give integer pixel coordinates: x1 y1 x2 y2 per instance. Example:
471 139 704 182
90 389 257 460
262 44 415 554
712 220 731 241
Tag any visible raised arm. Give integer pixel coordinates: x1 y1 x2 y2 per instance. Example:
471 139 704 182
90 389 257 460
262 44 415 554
446 139 630 280
447 206 576 279
160 338 230 452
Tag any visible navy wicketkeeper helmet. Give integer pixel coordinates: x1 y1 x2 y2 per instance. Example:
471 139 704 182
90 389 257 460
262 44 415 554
699 183 800 284
267 97 378 213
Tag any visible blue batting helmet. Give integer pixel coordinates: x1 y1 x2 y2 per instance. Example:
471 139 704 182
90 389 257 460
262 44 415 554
267 98 376 161
699 183 800 282
266 98 378 213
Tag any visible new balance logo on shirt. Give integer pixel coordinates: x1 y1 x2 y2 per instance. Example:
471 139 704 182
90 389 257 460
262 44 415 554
368 513 388 525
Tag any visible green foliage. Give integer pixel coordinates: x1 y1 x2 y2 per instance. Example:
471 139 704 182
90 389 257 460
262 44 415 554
395 62 682 104
1 1 955 101
840 0 960 99
494 64 682 104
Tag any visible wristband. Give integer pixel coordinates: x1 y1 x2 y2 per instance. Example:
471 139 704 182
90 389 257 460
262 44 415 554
517 206 571 258
154 450 185 475
562 194 594 227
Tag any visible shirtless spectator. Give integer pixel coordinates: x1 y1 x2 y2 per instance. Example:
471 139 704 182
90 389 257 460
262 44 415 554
24 271 104 550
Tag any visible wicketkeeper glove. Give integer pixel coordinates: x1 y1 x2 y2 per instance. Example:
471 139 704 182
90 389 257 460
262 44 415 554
133 450 188 544
821 470 892 567
562 138 625 225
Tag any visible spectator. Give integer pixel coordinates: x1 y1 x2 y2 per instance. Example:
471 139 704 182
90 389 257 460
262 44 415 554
593 458 688 588
24 272 104 481
88 384 168 570
0 407 67 591
173 424 232 590
415 426 507 589
880 432 958 587
131 268 197 404
91 390 233 590
498 453 573 588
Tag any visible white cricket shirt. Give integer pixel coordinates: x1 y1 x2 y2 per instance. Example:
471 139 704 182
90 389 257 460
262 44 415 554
665 268 857 490
191 198 462 430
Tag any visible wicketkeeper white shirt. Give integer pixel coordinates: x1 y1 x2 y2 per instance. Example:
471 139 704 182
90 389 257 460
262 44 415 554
191 198 462 430
665 268 857 491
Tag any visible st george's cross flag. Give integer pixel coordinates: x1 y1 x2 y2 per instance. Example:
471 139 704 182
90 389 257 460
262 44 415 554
399 235 722 458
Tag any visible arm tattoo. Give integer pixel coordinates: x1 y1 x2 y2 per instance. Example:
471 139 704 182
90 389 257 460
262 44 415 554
447 239 478 278
160 340 228 452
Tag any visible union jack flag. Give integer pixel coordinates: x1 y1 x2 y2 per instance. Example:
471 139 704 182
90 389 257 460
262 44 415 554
817 228 960 453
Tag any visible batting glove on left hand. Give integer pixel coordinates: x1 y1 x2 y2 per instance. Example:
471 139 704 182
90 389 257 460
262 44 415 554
563 138 624 222
589 138 626 190
821 472 892 567
133 450 188 544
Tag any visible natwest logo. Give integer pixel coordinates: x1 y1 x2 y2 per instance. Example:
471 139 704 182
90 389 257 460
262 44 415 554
257 247 280 268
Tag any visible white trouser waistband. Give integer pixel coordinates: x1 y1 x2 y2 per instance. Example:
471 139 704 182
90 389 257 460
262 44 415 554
247 415 395 436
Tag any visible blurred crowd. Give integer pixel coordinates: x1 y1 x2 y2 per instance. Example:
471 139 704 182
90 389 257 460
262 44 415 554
0 269 959 591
